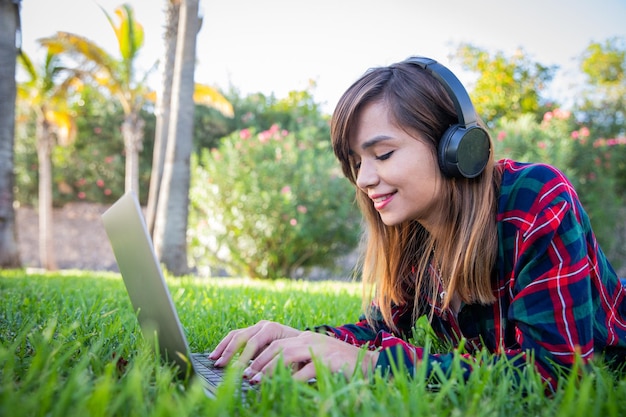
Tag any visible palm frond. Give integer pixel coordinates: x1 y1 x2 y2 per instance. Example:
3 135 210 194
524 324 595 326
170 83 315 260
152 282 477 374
45 109 77 146
38 32 120 81
17 50 37 82
100 3 144 69
193 84 235 117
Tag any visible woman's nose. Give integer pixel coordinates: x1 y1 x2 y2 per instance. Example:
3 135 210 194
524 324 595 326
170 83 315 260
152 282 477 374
355 160 379 190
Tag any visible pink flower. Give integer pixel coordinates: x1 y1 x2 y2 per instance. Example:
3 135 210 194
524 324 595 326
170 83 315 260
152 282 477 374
579 126 590 137
297 205 307 214
553 108 571 120
258 131 271 143
240 129 251 140
281 186 291 195
605 138 626 146
290 218 298 226
497 131 506 142
571 131 579 140
78 192 86 199
543 111 553 123
104 156 114 164
96 179 105 188
537 141 547 149
268 124 280 134
104 189 112 196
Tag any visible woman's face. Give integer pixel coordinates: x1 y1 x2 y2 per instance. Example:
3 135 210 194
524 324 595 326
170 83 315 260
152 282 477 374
349 101 443 230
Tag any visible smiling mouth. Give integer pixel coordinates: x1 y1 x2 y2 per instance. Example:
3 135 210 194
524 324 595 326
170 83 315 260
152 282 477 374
371 192 395 210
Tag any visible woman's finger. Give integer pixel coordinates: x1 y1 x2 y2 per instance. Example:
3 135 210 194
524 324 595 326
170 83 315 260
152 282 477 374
209 320 269 365
210 321 302 367
291 361 317 382
247 331 320 376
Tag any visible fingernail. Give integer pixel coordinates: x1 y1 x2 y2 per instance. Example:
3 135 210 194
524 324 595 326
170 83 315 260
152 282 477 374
250 372 262 384
214 358 224 367
242 367 254 379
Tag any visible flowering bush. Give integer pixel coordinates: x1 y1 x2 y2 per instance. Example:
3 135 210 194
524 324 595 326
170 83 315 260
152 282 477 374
188 124 362 279
493 110 626 268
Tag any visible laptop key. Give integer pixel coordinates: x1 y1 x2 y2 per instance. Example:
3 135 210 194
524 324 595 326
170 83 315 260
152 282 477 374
191 354 256 392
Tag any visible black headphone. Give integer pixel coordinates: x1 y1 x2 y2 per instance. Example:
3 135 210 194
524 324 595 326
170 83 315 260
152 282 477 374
404 56 491 179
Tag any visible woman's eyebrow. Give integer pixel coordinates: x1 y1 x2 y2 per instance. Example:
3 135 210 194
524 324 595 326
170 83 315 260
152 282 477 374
360 135 394 150
348 135 394 156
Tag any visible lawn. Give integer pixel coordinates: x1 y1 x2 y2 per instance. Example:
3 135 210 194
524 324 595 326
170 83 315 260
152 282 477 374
1 269 626 416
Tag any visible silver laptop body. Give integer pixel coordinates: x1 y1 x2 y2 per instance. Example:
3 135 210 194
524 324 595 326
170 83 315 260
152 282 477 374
101 192 233 397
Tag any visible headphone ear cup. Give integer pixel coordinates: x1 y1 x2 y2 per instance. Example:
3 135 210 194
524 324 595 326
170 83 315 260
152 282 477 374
438 125 491 178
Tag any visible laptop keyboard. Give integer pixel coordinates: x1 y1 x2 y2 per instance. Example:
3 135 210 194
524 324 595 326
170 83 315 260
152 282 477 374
191 354 255 393
191 354 225 387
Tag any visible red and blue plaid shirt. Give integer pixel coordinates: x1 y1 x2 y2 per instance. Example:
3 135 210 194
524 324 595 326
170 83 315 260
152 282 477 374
317 159 626 391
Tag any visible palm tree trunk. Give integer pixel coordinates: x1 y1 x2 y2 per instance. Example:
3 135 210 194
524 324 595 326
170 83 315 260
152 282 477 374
36 116 57 270
0 0 22 268
122 112 145 195
146 0 180 236
153 0 200 275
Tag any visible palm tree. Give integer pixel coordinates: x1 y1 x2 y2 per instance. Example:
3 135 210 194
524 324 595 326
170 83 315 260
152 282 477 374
147 0 234 236
16 50 79 270
0 0 22 268
39 4 150 195
145 0 180 236
153 0 201 275
39 3 233 199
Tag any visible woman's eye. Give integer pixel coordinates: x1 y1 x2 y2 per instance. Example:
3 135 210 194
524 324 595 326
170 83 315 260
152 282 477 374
376 151 393 161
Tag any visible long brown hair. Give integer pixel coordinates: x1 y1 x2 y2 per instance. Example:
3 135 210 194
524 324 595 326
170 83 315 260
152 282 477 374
331 59 500 330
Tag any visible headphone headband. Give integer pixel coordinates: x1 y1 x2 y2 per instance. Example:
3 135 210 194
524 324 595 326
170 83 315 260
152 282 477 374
403 56 491 179
405 56 478 126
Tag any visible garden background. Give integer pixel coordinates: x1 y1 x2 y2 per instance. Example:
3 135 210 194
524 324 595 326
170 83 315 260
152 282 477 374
2 2 626 416
10 31 626 278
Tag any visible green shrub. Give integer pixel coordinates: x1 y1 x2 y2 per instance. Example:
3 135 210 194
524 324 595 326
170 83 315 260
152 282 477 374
493 110 626 270
188 124 362 279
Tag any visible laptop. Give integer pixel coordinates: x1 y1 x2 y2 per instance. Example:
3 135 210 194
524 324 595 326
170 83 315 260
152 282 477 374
101 192 252 398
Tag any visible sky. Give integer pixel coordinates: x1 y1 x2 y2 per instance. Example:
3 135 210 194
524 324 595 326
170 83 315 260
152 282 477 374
19 0 626 114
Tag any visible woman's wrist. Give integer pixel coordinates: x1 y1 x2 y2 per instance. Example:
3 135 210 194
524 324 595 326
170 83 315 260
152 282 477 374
362 350 380 376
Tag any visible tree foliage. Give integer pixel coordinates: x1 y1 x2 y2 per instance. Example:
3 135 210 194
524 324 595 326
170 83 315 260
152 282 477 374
574 37 626 197
453 43 557 125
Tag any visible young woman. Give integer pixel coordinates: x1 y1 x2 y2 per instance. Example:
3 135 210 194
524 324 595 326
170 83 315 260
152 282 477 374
209 57 626 392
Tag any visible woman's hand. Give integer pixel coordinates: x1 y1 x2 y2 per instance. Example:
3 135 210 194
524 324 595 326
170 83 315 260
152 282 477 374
208 320 302 367
243 330 380 383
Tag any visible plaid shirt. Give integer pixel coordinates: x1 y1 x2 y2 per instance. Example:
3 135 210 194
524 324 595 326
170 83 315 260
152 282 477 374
318 159 626 391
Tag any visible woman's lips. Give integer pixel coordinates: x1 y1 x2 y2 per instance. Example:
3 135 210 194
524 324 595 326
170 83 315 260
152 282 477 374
371 192 395 210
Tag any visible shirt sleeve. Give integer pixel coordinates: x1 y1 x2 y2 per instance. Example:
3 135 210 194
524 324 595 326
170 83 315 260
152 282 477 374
314 303 477 380
312 303 411 347
498 162 602 391
316 316 478 382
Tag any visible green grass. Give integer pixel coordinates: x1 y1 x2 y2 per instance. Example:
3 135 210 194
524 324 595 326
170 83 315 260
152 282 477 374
1 269 626 416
